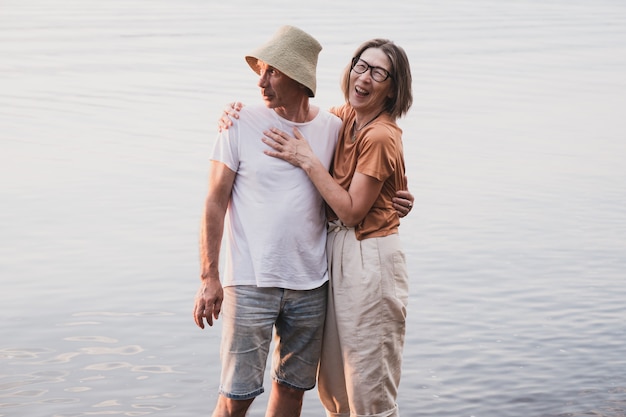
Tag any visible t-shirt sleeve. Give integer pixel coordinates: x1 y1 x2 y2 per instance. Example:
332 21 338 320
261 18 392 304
210 123 239 172
355 124 397 182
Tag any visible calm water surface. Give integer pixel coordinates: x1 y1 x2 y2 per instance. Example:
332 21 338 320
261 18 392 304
2 1 626 416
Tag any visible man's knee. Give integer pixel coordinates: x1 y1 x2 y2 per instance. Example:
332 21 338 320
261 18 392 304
212 394 254 417
273 381 305 401
266 381 305 417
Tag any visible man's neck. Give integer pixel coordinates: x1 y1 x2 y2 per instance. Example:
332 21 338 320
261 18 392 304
274 99 312 123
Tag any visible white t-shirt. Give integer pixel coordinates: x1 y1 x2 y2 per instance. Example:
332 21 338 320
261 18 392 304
211 104 341 290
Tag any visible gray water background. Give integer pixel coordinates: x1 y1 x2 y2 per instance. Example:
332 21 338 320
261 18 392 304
1 0 626 416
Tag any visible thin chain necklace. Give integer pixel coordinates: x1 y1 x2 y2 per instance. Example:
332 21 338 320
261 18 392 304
351 110 384 142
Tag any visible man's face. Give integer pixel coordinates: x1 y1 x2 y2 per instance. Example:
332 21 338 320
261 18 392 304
257 61 303 109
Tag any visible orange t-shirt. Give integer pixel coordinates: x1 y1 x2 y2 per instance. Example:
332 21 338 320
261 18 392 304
330 104 406 240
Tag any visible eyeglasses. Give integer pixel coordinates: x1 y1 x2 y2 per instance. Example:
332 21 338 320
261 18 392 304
351 57 392 82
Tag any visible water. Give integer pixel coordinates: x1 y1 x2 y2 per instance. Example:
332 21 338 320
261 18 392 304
2 0 626 416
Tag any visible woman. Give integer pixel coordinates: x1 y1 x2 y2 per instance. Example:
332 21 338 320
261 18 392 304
262 39 412 417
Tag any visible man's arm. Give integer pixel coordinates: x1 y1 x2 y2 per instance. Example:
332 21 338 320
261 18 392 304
193 160 236 329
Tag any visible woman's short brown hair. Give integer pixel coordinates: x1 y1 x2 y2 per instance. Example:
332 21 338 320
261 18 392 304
340 39 413 120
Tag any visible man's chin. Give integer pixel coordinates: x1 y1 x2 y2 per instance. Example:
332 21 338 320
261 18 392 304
262 97 275 107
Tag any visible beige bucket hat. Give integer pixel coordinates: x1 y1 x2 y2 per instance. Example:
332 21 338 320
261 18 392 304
245 25 322 97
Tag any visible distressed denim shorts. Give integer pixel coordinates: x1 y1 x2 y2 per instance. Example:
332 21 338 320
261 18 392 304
218 283 327 400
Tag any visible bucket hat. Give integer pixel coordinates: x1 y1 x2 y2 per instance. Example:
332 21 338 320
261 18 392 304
245 25 322 97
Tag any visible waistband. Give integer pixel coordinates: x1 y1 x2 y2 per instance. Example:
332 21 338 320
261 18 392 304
327 219 354 233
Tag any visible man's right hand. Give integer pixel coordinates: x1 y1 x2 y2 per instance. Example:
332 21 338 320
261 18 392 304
193 278 224 329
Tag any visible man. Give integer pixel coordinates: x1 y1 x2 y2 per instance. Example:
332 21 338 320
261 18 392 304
193 26 342 417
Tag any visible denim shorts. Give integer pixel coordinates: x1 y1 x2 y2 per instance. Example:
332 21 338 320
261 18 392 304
218 283 327 400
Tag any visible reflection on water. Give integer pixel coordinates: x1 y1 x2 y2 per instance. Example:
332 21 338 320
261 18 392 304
0 312 190 416
2 0 626 416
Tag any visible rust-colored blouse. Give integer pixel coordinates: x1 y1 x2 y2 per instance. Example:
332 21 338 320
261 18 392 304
329 104 406 240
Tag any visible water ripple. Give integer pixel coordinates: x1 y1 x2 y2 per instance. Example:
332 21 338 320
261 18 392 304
65 336 118 344
79 346 144 356
84 362 132 371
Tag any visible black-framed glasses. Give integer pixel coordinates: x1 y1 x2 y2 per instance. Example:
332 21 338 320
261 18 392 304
351 57 392 82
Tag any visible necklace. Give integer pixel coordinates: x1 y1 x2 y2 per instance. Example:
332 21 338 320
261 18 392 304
351 110 384 142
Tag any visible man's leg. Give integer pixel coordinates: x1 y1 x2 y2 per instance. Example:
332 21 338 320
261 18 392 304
267 284 327 416
212 395 254 417
265 381 304 417
216 286 278 416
